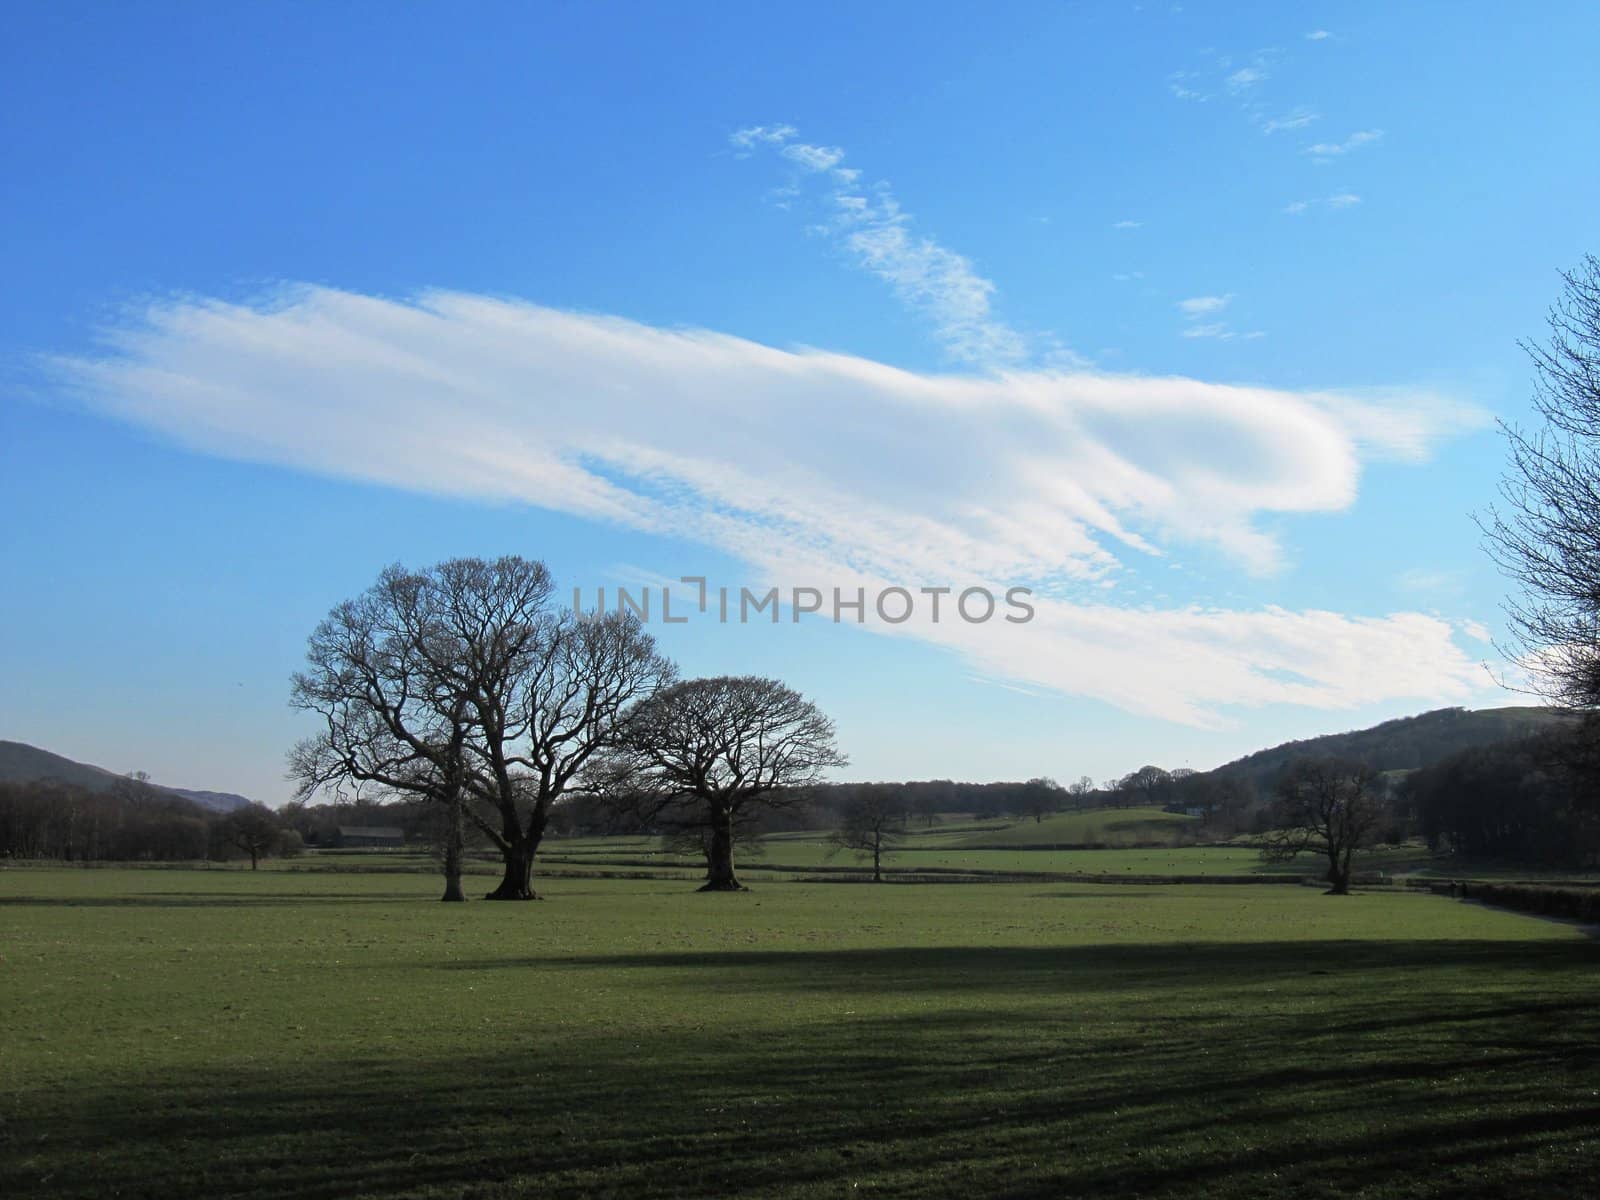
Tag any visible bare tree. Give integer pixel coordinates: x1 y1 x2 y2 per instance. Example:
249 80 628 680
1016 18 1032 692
1261 758 1387 895
479 604 675 898
1482 255 1600 707
220 803 290 870
290 557 673 901
1018 777 1062 824
608 676 846 891
827 785 908 881
289 560 518 901
1066 775 1096 810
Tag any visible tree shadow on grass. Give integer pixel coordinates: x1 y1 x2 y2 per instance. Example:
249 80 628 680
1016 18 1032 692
0 891 424 908
4 938 1597 1199
429 937 1597 997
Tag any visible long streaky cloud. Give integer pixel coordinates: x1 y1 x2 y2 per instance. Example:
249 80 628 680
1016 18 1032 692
730 124 1028 367
57 286 1490 724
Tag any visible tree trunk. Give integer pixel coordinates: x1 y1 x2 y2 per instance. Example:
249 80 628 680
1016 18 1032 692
698 815 743 891
1326 845 1350 895
485 839 539 900
440 795 466 903
249 848 259 870
872 839 882 882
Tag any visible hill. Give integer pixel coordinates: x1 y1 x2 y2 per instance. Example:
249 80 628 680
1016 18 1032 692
1206 706 1573 789
0 740 252 812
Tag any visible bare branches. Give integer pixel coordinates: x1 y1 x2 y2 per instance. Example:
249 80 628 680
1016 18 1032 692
826 786 909 881
1261 758 1387 894
1481 255 1600 707
606 675 847 890
287 556 673 900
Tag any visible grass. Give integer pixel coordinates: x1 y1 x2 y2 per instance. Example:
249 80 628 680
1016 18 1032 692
541 820 1429 880
2 864 1598 1198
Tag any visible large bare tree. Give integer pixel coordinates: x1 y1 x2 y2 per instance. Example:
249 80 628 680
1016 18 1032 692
471 602 675 899
290 561 497 901
1261 758 1387 895
1482 254 1600 708
608 675 846 891
290 556 673 901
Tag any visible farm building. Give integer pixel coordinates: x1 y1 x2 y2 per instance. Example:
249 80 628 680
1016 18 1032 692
333 825 405 849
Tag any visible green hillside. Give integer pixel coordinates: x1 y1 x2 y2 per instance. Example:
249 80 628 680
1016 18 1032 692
1206 705 1572 788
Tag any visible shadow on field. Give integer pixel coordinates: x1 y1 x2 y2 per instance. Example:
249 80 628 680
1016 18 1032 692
0 890 423 908
431 937 1594 996
3 937 1597 1200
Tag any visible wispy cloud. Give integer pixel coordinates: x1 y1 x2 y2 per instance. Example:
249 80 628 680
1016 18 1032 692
730 124 1028 367
1305 29 1332 41
1112 219 1143 230
1169 70 1208 101
1397 567 1468 596
55 287 1490 724
729 124 796 152
1262 109 1318 134
780 142 845 172
1179 294 1232 318
1284 192 1362 214
1166 47 1380 209
1225 65 1267 94
1304 129 1384 160
1177 294 1262 340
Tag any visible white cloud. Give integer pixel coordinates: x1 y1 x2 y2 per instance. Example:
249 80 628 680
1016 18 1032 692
1168 70 1208 101
1305 129 1384 159
1112 219 1143 230
729 124 796 152
781 142 845 172
1178 294 1232 317
1225 66 1267 93
54 286 1491 723
1262 109 1318 134
731 125 1029 366
1284 192 1361 214
1178 294 1246 340
1305 30 1332 41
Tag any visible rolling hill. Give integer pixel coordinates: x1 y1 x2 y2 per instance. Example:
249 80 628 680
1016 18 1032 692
1204 705 1573 789
0 740 252 812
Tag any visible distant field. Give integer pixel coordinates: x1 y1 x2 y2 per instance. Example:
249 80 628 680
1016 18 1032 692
539 813 1434 880
952 805 1201 847
2 865 1596 1198
306 820 1599 885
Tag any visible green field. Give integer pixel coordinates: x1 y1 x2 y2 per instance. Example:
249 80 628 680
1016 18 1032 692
3 864 1597 1198
952 806 1202 847
538 813 1434 880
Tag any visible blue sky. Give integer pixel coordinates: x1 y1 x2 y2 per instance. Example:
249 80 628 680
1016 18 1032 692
2 2 1597 804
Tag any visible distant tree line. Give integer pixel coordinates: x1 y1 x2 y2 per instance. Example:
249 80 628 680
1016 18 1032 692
0 775 300 866
1402 724 1600 868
